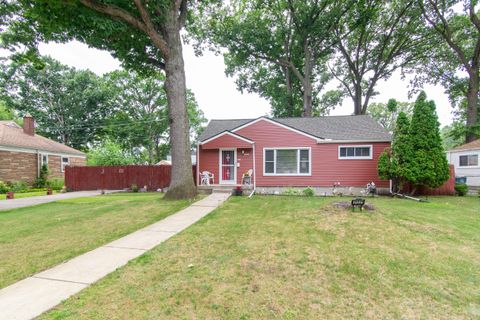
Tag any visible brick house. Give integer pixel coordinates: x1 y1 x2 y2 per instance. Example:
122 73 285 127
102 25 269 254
0 115 86 184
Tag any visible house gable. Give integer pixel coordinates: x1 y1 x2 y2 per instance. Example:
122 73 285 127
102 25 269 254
200 131 254 150
231 117 322 142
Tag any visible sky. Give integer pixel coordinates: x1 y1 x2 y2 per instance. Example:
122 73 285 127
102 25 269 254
35 40 453 126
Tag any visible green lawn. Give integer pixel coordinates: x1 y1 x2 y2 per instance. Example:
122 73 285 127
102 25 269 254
0 192 200 288
0 190 59 200
38 195 480 320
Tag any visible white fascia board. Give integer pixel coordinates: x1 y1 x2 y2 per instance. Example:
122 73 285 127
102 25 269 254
200 131 254 145
0 145 87 158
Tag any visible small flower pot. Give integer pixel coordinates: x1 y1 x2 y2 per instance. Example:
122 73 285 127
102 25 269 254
232 187 243 196
6 192 14 200
47 188 53 195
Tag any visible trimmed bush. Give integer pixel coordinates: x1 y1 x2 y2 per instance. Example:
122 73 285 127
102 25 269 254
283 188 301 196
131 184 139 193
0 181 9 194
303 187 315 197
47 178 65 191
34 164 49 188
8 181 29 193
454 183 468 196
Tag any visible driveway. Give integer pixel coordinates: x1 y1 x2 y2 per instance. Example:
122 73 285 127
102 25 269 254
0 190 120 211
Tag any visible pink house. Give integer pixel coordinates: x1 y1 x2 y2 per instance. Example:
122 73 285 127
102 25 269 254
197 115 391 192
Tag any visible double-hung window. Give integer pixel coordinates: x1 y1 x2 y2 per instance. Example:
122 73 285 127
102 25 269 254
459 154 478 167
61 156 70 172
41 154 48 166
264 148 311 175
338 145 372 159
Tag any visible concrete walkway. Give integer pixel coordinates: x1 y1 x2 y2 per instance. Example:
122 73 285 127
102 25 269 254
0 192 230 320
0 190 120 211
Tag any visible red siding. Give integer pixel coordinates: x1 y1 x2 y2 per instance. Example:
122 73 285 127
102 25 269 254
198 149 220 184
201 133 253 149
198 118 390 187
199 147 254 184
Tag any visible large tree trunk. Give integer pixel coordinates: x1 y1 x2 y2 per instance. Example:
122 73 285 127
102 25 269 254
302 43 313 117
353 83 363 115
283 66 295 117
465 71 479 143
163 17 196 199
303 80 313 117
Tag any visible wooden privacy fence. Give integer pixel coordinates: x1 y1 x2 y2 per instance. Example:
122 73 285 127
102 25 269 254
403 165 456 196
65 165 196 191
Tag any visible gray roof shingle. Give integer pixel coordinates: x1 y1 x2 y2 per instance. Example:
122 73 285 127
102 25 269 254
198 115 391 142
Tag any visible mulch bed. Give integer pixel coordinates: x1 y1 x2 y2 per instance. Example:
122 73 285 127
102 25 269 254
332 201 375 211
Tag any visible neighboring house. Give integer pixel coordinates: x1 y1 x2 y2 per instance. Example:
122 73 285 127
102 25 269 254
156 160 172 166
446 139 480 187
196 115 391 191
0 115 86 184
166 153 197 165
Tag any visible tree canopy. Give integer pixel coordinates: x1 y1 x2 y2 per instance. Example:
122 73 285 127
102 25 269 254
103 70 206 164
411 0 480 143
1 56 112 150
192 0 351 117
1 0 198 199
368 99 414 133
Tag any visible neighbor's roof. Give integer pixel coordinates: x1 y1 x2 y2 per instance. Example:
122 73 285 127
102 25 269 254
448 139 480 152
0 121 86 156
198 115 391 142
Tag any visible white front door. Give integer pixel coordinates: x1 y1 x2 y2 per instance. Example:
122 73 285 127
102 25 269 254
220 149 236 184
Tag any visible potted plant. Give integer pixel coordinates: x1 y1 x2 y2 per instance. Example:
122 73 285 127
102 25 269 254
232 186 243 196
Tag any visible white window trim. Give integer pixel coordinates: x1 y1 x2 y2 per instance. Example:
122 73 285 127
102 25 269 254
338 145 373 160
61 156 70 172
263 147 312 176
458 154 479 168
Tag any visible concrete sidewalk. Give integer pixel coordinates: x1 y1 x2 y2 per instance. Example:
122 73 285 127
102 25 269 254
0 192 230 320
0 190 120 211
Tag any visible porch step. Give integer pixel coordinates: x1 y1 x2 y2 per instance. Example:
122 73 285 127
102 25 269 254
212 189 233 194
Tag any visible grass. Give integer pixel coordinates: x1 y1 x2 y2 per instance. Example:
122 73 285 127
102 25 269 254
0 192 201 288
0 190 59 200
38 195 480 319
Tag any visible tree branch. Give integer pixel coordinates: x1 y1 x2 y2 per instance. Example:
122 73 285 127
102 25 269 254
420 0 471 71
79 0 169 59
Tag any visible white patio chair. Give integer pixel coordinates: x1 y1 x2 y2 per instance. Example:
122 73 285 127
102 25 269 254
242 169 253 186
201 171 214 185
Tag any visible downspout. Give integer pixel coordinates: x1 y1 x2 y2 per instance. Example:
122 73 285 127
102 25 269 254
249 142 256 198
196 143 200 187
36 150 40 178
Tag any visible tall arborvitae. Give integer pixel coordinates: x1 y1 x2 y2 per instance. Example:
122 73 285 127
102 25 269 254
377 111 411 192
404 92 450 193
